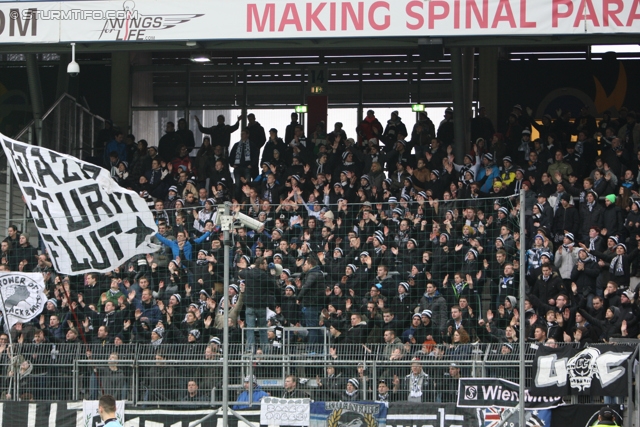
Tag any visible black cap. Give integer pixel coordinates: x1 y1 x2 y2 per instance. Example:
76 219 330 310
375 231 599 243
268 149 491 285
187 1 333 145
599 406 614 421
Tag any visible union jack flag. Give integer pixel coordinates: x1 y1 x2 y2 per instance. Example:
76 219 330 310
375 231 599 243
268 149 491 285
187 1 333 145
484 407 503 427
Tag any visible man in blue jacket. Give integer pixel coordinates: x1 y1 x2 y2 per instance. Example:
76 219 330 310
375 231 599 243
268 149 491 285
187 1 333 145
232 375 269 410
154 229 211 263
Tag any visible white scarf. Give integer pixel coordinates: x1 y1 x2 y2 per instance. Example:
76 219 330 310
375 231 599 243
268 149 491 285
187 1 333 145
409 372 425 398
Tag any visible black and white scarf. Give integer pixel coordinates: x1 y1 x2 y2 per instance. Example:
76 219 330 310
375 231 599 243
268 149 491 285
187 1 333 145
409 372 426 399
234 140 251 165
610 255 625 276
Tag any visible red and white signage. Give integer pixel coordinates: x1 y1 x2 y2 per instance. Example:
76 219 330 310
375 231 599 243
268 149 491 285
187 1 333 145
0 0 638 44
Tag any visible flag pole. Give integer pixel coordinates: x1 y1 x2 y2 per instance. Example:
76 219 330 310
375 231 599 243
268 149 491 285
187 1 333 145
0 287 17 400
518 189 526 427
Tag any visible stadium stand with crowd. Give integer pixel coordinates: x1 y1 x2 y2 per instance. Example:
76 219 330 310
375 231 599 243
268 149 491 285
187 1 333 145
1 104 639 405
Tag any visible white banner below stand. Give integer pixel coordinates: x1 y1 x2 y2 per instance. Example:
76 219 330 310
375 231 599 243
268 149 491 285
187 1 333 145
260 397 310 426
82 400 125 427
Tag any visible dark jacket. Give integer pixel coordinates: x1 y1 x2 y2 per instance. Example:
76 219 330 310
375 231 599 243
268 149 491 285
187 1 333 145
570 258 600 297
579 203 605 237
240 267 276 309
297 266 326 307
602 204 624 237
552 205 580 237
531 272 566 310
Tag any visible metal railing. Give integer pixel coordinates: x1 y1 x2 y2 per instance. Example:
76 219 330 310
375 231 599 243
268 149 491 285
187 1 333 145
2 341 637 408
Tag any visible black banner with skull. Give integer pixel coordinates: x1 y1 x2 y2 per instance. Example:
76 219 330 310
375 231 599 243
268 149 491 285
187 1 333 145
531 345 634 396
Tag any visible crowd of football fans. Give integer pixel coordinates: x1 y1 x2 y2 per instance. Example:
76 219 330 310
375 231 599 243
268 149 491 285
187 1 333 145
0 104 639 403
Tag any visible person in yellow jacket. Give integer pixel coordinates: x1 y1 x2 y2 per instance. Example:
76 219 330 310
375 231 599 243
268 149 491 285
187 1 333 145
591 406 619 426
500 156 516 186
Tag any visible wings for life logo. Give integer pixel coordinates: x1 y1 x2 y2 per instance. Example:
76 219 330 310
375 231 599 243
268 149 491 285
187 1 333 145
99 1 204 41
0 274 44 322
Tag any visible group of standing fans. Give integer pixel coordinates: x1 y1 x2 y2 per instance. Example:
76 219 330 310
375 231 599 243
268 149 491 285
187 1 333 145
0 104 639 404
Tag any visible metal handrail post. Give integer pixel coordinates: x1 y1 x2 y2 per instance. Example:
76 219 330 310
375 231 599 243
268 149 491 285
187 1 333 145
518 190 526 427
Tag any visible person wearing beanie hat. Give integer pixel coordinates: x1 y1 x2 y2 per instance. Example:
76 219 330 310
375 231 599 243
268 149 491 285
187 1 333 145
188 329 201 342
477 151 500 193
152 327 164 340
603 194 624 238
342 378 360 401
233 373 270 410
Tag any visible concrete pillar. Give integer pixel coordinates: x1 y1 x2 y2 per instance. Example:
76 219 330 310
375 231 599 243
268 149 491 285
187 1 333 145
478 47 499 131
463 47 475 140
55 53 70 98
26 53 44 146
451 47 466 162
111 52 131 133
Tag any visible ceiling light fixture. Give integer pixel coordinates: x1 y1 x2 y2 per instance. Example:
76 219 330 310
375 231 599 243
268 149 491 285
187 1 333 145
591 44 640 54
190 54 211 63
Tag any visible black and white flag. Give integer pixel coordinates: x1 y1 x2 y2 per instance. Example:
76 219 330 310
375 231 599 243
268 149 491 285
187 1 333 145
531 344 634 396
0 135 159 275
0 272 47 327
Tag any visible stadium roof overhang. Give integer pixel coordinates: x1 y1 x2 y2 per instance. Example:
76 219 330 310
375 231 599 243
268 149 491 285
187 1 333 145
0 0 638 53
0 34 638 54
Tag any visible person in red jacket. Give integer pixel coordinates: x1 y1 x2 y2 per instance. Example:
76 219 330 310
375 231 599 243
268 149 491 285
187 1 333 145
357 110 383 145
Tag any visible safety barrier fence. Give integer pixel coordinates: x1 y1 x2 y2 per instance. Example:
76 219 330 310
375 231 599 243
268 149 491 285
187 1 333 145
1 341 636 407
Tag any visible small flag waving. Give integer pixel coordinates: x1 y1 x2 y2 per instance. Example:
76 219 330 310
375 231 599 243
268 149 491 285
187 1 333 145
0 134 159 275
0 272 47 327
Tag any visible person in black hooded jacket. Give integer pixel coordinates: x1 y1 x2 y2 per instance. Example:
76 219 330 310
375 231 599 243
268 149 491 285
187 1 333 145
578 305 622 342
551 194 580 238
602 194 624 237
570 248 600 302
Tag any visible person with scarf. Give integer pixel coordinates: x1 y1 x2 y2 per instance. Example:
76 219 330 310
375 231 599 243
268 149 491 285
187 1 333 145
531 263 565 312
586 241 640 291
461 247 481 286
419 282 448 335
570 248 600 305
229 129 259 189
392 359 433 402
441 272 472 308
376 379 397 403
192 199 216 234
341 378 361 401
525 234 547 279
554 232 578 288
140 158 170 199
